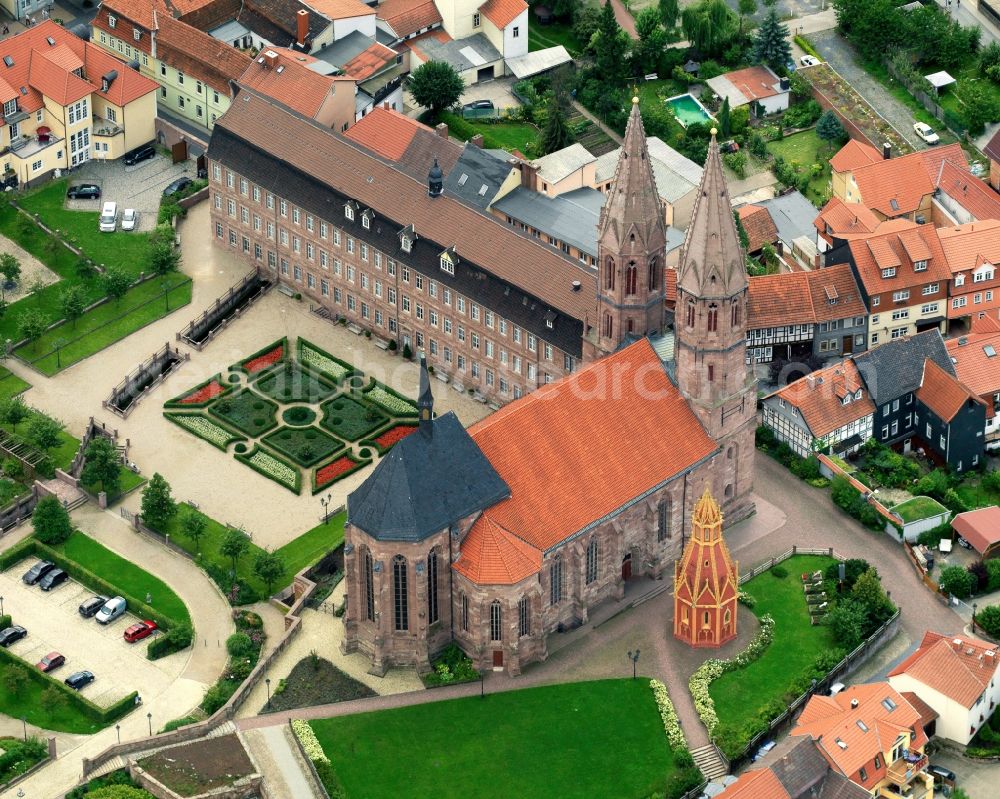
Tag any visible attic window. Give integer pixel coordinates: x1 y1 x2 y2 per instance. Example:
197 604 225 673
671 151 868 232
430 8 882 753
133 29 141 42
914 259 928 272
835 738 848 750
856 720 869 732
344 204 355 221
362 211 371 229
890 198 899 211
881 268 896 279
545 310 557 329
843 394 852 405
458 173 468 186
478 184 488 196
401 235 412 253
109 15 117 28
2 57 12 68
986 345 997 358
440 254 454 274
855 389 862 399
881 698 897 712
45 37 55 46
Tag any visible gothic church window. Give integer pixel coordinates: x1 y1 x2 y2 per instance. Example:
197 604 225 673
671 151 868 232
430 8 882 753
518 596 530 637
586 539 599 584
363 547 375 622
707 303 718 332
393 555 408 631
490 601 502 641
625 262 638 295
550 558 563 605
427 549 439 624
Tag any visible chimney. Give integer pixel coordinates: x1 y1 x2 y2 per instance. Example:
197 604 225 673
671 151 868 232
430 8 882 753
850 698 859 709
953 637 964 651
470 134 484 149
262 50 279 69
883 142 892 160
779 77 790 92
383 101 390 110
520 161 539 191
776 240 784 256
296 9 309 46
435 122 449 139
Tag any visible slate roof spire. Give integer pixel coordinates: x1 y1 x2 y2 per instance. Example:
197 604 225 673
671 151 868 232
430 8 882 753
677 129 747 298
428 157 443 197
418 353 433 436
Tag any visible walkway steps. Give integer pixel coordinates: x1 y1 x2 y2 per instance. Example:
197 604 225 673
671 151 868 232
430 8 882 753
86 755 126 780
690 744 728 781
84 722 237 781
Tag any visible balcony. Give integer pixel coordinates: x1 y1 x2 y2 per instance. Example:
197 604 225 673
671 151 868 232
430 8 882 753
878 780 932 799
9 133 62 159
92 115 123 137
886 753 928 786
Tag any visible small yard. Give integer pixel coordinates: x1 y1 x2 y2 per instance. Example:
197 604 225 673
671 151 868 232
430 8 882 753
0 406 80 474
0 368 29 403
0 736 46 785
138 735 254 797
80 467 146 503
892 495 948 524
263 656 375 713
0 659 107 734
310 680 684 799
766 130 833 207
438 111 540 154
528 21 584 56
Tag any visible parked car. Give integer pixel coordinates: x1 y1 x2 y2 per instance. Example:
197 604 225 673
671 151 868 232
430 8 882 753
913 122 940 145
0 625 27 647
162 177 192 198
123 144 156 166
67 184 100 200
799 55 821 67
828 682 846 696
64 670 95 690
38 568 68 591
124 620 158 643
95 596 127 624
22 559 55 585
464 99 494 111
79 595 109 618
957 536 973 550
99 201 118 233
927 764 956 788
36 651 65 672
121 208 138 231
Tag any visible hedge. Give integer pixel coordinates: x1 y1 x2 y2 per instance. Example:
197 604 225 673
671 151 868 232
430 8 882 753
297 337 362 384
359 422 419 456
235 444 302 494
361 379 419 417
795 35 821 59
0 643 138 725
232 336 288 376
163 412 244 451
163 373 232 409
147 623 193 661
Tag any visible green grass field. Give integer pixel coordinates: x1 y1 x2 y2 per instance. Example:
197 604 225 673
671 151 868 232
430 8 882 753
57 531 191 625
80 467 146 503
767 130 833 207
709 555 838 747
310 680 679 799
438 111 540 154
0 408 80 474
0 366 29 402
0 659 107 734
18 273 192 376
528 21 584 56
275 510 345 574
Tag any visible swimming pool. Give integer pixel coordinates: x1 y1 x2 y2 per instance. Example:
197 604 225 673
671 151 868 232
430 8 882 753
665 93 716 128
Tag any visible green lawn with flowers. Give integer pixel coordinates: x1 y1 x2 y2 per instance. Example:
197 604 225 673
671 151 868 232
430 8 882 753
309 680 695 799
708 555 838 756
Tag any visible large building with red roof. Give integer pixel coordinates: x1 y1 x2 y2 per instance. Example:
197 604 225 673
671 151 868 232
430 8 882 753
0 20 158 187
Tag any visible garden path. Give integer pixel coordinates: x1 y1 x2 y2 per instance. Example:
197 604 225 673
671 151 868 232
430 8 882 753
0 232 60 299
243 726 326 799
610 0 637 39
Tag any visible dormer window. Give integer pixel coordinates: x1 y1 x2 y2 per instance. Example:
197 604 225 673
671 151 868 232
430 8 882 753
956 274 966 287
881 268 896 278
109 14 117 28
855 389 862 399
2 99 15 117
914 259 928 272
401 235 411 253
133 29 141 41
974 266 994 283
545 310 556 330
843 394 852 405
361 212 371 229
440 254 455 274
345 204 355 221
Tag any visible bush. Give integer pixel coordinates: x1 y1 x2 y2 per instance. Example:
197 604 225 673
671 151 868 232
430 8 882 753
200 680 237 715
940 564 976 598
32 495 72 545
976 604 1000 638
226 632 255 660
0 614 10 630
790 456 822 481
782 99 822 129
915 469 951 501
986 559 1000 592
770 565 788 579
755 425 776 450
147 622 193 660
969 560 990 593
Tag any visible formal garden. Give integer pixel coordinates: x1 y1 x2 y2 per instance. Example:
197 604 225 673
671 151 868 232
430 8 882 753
164 337 420 495
298 679 702 799
261 655 375 714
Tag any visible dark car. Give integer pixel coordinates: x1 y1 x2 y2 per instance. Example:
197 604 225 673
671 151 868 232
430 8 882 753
64 670 95 691
38 568 68 591
67 184 101 200
36 651 65 673
0 625 27 647
927 765 956 787
22 559 55 585
124 144 156 166
79 595 110 618
162 177 192 198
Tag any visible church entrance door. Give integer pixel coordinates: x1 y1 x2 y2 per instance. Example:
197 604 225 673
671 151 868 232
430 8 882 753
621 552 632 581
492 650 504 669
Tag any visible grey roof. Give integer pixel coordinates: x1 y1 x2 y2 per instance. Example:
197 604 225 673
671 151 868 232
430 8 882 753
493 186 604 257
208 20 252 43
443 144 516 210
347 412 510 541
355 88 373 115
532 142 595 185
758 191 819 249
750 736 869 799
595 136 702 204
665 224 685 254
853 329 955 405
416 33 502 74
506 46 572 79
317 30 374 70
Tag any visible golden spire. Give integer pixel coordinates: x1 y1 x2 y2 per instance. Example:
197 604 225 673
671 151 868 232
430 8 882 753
692 488 723 528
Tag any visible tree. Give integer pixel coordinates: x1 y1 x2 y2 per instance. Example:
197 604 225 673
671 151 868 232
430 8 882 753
541 93 573 155
659 0 680 28
149 225 181 277
977 604 1000 638
220 527 250 576
594 0 631 85
181 508 207 552
816 110 847 147
851 567 894 627
957 80 1000 136
0 253 21 296
939 564 976 599
738 0 757 34
32 494 72 545
141 472 177 532
26 413 62 454
60 284 87 329
718 96 731 137
103 266 131 305
80 436 121 495
824 598 868 649
253 549 286 595
407 61 464 115
2 395 29 431
16 308 47 349
751 8 791 70
682 0 738 57
634 7 668 75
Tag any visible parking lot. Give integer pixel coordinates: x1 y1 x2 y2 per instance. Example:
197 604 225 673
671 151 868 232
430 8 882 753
65 153 195 231
0 563 185 708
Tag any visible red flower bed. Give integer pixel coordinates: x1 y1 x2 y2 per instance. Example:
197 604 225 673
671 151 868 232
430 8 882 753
375 425 417 450
244 345 284 374
180 380 225 404
315 456 358 490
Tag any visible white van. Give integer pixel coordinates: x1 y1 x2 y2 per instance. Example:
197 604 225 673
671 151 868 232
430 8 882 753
99 201 117 232
95 595 127 624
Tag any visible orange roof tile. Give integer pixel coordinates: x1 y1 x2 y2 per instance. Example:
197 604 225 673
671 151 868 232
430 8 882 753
951 506 1000 554
889 631 999 708
478 0 527 29
305 0 374 19
453 515 542 585
156 12 253 94
377 0 442 38
845 223 951 297
467 338 717 553
748 264 866 329
848 143 967 217
916 357 986 423
937 218 1000 274
973 313 1000 333
946 327 1000 396
340 41 398 80
240 49 351 120
830 139 882 173
793 683 925 784
936 160 1000 221
344 105 426 160
814 197 882 241
44 43 83 73
723 65 782 101
769 360 874 438
738 205 778 253
900 691 939 729
717 769 791 799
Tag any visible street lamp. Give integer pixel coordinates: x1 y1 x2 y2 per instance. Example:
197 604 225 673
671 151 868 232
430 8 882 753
265 677 271 709
116 724 121 744
20 716 25 741
973 602 978 634
320 493 333 524
627 649 640 680
480 667 485 698
147 712 152 737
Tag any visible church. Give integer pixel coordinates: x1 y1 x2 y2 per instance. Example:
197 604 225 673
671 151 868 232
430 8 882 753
340 101 756 676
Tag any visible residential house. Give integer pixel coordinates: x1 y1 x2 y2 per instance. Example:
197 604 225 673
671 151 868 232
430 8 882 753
746 264 868 366
738 205 778 256
706 65 789 116
951 506 1000 559
829 140 882 202
790 682 935 799
888 631 1000 745
826 220 949 346
946 314 1000 450
933 159 1000 226
813 196 881 254
913 357 987 472
761 359 875 457
716 735 870 799
984 126 1000 191
0 21 159 187
938 219 1000 330
851 329 955 450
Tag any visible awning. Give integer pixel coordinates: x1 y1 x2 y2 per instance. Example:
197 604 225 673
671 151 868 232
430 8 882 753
925 71 956 90
506 46 572 79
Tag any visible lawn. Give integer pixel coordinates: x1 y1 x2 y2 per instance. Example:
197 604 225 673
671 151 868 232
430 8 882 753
766 130 833 207
955 474 1000 510
709 555 838 749
309 680 680 799
261 426 344 467
528 21 584 56
275 510 346 573
0 477 28 506
0 736 47 783
892 495 948 523
320 395 387 441
208 388 278 437
18 273 192 375
0 408 81 474
57 531 191 625
438 111 540 154
80 466 146 502
254 362 336 404
18 179 153 277
0 367 29 402
0 659 108 734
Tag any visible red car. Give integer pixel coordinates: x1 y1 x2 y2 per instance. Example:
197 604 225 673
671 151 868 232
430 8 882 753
123 621 158 643
37 651 65 672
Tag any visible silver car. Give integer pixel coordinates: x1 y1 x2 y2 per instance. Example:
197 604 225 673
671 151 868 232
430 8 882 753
95 596 127 624
121 208 138 231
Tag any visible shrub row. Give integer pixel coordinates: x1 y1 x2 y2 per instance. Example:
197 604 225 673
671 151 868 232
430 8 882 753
232 336 288 376
162 373 231 409
830 476 883 531
163 412 244 452
291 719 347 799
146 623 194 661
794 35 821 59
296 337 362 384
649 679 687 751
234 445 301 494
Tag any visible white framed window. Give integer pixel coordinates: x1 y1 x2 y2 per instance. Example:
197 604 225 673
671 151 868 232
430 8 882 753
345 204 355 221
440 255 454 274
892 290 910 302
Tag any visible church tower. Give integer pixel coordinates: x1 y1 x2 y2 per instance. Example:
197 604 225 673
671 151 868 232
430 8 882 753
675 131 755 522
595 97 667 354
673 489 739 648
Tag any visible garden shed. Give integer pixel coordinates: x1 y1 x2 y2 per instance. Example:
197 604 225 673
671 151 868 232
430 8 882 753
924 71 956 95
951 505 1000 557
888 496 951 542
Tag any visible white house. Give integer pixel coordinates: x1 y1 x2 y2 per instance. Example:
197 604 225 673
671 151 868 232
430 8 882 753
888 631 1000 745
706 65 789 117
